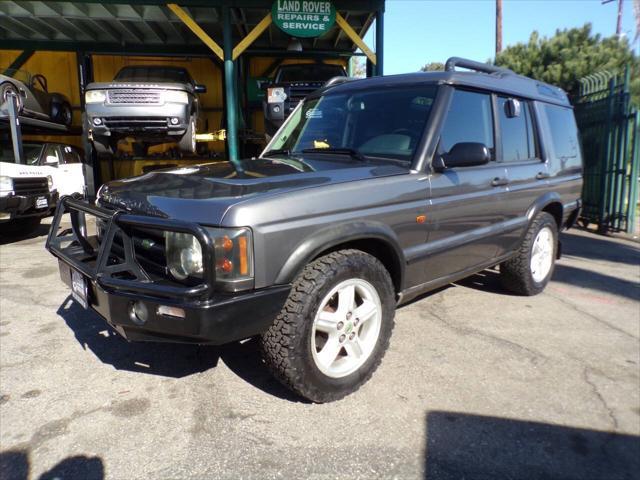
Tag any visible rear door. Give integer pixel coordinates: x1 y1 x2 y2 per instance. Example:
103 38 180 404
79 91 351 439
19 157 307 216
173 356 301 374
495 96 548 255
425 88 508 281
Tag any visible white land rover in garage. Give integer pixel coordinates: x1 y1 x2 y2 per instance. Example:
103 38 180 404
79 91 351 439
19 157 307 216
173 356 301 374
1 142 85 235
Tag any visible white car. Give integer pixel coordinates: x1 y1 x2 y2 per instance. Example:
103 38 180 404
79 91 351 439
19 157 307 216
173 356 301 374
1 142 85 235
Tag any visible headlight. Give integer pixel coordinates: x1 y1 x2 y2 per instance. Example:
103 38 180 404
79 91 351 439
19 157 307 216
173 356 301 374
47 175 53 191
85 90 106 103
0 176 13 197
162 90 189 104
165 232 203 280
164 227 254 288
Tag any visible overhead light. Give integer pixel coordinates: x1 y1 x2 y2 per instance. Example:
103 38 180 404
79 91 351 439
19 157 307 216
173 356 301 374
287 37 303 52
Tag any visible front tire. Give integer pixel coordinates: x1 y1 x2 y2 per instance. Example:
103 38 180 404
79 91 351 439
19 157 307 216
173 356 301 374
260 250 396 403
178 116 196 154
500 212 558 296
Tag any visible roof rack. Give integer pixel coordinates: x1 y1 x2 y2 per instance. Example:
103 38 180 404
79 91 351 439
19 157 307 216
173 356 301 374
444 57 514 75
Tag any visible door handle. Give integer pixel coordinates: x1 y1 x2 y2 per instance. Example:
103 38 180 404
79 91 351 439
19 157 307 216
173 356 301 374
536 172 550 180
491 177 509 187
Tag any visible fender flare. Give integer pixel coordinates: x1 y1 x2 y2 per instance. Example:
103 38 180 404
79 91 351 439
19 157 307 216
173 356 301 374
524 192 563 232
274 221 406 289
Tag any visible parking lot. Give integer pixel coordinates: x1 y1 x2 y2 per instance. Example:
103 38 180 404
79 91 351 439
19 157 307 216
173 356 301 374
0 219 638 480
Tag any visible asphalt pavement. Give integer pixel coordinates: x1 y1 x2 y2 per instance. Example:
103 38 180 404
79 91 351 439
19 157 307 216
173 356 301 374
0 218 638 480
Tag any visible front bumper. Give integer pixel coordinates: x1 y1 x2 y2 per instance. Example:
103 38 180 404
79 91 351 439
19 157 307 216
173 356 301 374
0 191 58 222
47 197 290 344
86 102 190 138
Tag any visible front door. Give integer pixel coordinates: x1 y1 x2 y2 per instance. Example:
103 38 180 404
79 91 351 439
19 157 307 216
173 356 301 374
424 88 507 282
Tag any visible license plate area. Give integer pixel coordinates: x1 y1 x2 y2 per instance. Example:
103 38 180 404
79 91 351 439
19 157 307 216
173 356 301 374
36 196 48 209
71 269 88 309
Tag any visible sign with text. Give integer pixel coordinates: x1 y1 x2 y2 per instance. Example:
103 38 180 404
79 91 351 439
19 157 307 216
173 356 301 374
272 1 336 38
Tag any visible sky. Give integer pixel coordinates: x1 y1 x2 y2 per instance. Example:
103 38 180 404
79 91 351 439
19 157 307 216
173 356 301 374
365 0 638 75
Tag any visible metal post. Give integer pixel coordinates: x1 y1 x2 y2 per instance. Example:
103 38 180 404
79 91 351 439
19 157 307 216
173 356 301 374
77 52 97 200
375 8 384 76
7 94 24 165
222 6 241 167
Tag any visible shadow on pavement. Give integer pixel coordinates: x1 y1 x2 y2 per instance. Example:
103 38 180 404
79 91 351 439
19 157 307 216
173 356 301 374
424 411 640 480
553 264 640 302
0 223 50 246
56 296 303 402
562 230 640 265
0 450 104 480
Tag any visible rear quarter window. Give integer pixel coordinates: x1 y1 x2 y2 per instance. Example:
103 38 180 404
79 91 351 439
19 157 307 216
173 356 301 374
540 104 582 168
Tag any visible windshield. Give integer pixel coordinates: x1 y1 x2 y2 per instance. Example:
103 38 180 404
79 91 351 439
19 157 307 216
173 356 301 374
277 64 346 83
265 85 438 164
0 143 43 165
114 66 193 84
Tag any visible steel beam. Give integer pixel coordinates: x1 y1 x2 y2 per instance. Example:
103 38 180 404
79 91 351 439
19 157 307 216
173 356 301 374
222 5 240 166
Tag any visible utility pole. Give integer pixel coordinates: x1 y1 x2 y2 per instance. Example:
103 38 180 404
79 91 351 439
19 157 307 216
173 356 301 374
496 0 503 55
602 0 625 37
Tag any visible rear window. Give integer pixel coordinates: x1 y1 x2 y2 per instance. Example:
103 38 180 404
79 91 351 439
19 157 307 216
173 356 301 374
276 64 346 83
541 104 580 163
115 67 192 84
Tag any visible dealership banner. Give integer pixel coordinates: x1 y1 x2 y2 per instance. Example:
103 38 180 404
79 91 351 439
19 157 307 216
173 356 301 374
272 1 336 38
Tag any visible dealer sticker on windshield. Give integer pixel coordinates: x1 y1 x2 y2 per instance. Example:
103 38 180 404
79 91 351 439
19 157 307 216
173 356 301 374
35 197 48 209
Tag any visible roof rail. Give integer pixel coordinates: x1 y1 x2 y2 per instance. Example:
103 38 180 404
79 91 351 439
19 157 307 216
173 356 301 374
323 76 357 88
444 57 513 75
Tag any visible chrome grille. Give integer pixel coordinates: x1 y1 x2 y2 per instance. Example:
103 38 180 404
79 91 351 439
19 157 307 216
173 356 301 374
107 89 162 105
13 177 48 196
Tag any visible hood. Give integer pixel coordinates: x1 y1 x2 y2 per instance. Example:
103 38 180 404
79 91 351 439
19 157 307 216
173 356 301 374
0 162 52 179
98 156 408 224
86 82 192 92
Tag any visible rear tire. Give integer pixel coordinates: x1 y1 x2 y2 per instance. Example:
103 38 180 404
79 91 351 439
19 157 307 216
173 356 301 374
56 102 73 126
500 212 558 296
1 82 23 113
260 250 396 403
178 116 196 154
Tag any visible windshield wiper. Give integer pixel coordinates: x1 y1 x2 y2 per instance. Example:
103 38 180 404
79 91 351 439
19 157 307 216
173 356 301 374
301 147 366 162
262 148 291 157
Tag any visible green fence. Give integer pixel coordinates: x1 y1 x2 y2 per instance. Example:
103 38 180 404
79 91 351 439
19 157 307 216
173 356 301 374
573 68 639 234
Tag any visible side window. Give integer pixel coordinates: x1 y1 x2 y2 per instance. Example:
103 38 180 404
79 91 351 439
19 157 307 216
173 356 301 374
497 97 537 162
43 145 60 165
541 103 580 164
61 146 81 164
440 89 494 158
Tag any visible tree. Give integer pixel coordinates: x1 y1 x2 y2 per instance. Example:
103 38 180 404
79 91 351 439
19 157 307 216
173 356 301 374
494 24 639 105
420 62 444 72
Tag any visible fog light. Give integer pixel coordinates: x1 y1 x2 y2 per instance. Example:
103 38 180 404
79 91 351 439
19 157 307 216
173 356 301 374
157 305 186 319
170 117 180 125
0 212 10 220
272 105 281 113
93 117 102 126
129 301 149 325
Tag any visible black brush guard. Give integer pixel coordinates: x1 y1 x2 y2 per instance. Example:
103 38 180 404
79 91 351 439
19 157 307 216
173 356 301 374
46 196 216 301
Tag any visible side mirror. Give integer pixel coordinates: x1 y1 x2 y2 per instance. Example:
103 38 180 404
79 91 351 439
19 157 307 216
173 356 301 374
438 142 491 170
45 155 59 165
194 84 207 94
504 98 521 118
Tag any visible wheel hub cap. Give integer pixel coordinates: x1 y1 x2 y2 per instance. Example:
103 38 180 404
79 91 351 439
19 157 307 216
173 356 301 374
530 226 554 283
311 279 382 378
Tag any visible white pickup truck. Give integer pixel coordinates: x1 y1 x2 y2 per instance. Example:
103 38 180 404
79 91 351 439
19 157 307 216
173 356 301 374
1 142 85 235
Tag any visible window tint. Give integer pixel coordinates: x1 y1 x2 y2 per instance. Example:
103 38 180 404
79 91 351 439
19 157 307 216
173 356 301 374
61 146 81 164
497 97 537 162
440 90 494 157
541 104 580 163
